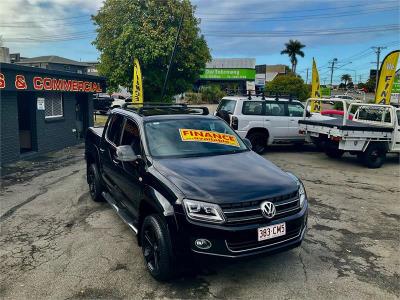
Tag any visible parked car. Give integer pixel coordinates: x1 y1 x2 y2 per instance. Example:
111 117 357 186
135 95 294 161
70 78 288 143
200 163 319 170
111 96 132 108
93 93 113 114
300 99 400 168
85 104 308 280
215 96 306 153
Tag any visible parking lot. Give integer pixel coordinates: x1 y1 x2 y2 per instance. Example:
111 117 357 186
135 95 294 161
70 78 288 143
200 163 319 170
0 144 399 299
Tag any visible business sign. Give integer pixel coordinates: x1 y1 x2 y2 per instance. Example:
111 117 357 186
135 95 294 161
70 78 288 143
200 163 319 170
37 97 45 110
179 129 240 147
200 68 256 80
392 73 400 93
0 66 105 93
255 74 266 86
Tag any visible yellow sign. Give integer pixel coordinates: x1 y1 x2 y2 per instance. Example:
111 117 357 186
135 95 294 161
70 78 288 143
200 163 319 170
179 129 240 147
375 50 400 105
132 58 143 104
310 58 322 113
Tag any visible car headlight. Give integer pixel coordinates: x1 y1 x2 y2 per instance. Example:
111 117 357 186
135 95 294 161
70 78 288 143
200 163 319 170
286 172 307 208
183 199 225 224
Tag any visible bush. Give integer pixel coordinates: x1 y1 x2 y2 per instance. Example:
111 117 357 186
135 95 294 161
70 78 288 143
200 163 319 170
265 75 310 101
200 85 226 104
185 92 203 104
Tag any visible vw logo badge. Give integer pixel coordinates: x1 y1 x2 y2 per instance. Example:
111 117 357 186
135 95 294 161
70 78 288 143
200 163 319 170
260 201 276 219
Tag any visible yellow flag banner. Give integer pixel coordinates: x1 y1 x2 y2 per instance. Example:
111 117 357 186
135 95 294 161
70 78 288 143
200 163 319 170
375 50 400 105
132 58 143 105
310 58 322 112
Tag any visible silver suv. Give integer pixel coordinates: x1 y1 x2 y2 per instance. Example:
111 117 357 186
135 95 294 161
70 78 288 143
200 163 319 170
215 96 305 153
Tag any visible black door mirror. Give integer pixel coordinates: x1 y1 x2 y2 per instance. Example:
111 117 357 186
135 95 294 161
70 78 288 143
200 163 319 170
243 138 252 150
116 145 139 162
305 111 311 118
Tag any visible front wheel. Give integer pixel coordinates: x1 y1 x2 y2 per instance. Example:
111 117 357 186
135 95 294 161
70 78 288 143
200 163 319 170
247 132 268 154
360 144 386 168
141 214 175 281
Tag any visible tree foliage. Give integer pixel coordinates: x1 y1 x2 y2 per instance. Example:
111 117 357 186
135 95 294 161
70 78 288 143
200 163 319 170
280 40 305 74
265 75 310 101
340 74 352 86
92 0 211 101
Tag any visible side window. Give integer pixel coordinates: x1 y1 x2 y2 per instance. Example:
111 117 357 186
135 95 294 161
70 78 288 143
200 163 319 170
217 99 236 114
288 103 304 117
265 102 285 116
120 119 141 154
242 101 263 115
106 114 124 145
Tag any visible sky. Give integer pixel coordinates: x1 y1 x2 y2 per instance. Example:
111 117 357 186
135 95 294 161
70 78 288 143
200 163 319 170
0 0 399 84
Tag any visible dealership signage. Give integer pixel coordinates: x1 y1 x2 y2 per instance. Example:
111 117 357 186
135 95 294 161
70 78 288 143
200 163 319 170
200 68 256 80
0 69 104 93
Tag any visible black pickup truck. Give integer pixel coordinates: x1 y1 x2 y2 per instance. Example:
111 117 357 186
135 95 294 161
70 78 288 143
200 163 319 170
85 104 308 281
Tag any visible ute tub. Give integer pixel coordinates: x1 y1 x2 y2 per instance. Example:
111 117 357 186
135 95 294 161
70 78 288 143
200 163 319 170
298 118 393 132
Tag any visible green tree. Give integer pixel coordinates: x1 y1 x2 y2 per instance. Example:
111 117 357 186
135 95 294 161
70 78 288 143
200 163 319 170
265 75 310 101
341 74 352 87
280 40 305 74
92 0 211 101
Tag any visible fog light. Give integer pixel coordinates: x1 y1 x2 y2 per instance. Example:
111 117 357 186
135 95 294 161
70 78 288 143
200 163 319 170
195 239 212 250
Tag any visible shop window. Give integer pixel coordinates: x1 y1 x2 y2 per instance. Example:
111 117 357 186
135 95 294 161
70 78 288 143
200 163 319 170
45 93 63 118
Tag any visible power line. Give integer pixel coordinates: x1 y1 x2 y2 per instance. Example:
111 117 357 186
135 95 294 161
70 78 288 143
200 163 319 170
198 6 398 22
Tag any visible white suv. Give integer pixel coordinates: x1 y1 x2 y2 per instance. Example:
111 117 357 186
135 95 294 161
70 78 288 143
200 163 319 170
215 96 306 153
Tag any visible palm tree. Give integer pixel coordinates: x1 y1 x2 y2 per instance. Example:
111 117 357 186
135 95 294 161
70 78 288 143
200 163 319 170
341 74 352 86
280 40 306 74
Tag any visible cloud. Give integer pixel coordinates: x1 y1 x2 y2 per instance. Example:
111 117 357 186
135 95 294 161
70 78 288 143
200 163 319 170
0 0 102 53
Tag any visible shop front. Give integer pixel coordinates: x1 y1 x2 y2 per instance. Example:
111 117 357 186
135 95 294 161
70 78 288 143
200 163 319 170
0 63 106 166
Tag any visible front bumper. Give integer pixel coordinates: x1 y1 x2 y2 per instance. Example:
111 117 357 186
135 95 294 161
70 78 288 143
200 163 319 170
174 201 308 258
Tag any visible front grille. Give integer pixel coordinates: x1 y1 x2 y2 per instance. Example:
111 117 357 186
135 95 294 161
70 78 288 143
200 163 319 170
221 191 300 225
226 226 302 252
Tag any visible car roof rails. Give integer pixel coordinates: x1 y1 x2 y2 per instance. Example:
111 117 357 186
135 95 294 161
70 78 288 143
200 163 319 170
123 103 209 116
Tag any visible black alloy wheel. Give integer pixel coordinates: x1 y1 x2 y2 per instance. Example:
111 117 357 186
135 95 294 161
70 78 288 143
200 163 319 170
141 214 175 281
361 143 386 168
87 164 104 202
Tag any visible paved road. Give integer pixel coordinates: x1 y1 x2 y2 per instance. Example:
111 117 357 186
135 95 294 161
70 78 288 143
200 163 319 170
1 145 399 299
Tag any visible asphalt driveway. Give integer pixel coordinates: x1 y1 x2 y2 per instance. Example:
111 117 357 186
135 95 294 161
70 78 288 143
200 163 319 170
1 144 399 299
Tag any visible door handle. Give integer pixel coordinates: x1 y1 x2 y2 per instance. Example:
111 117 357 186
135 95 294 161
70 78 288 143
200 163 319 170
99 148 105 153
112 159 120 165
265 119 270 121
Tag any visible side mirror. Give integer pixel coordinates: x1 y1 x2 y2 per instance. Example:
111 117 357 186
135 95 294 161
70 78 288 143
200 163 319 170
305 111 311 118
243 138 252 150
116 145 139 162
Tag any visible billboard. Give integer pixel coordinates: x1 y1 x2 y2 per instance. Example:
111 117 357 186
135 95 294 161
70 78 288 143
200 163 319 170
200 68 256 80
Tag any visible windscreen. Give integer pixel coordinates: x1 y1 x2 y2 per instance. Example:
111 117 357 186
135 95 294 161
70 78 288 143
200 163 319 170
144 118 248 158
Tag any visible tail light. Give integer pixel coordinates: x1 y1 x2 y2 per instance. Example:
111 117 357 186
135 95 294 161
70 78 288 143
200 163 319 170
299 130 305 135
330 136 342 142
230 116 238 130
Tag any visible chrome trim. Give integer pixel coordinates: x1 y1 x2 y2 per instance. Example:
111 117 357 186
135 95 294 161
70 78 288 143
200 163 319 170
225 227 304 253
191 249 237 258
274 197 299 207
224 207 262 214
276 206 301 216
226 216 264 223
102 191 138 234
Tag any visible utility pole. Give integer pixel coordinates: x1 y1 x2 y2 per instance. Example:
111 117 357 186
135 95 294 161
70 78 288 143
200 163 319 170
372 46 387 93
161 13 184 99
305 68 309 84
329 58 338 87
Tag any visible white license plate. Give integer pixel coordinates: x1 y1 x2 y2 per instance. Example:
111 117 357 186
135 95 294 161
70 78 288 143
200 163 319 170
257 222 286 241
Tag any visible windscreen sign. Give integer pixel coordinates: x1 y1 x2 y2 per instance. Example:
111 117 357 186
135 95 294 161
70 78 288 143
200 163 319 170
179 129 240 147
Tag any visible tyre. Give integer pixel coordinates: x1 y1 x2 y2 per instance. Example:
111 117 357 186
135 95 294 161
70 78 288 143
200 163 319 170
360 143 386 168
87 163 104 202
325 147 344 158
247 132 268 154
141 214 175 281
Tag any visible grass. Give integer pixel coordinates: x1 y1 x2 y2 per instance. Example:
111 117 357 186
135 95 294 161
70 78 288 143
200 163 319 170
93 114 108 127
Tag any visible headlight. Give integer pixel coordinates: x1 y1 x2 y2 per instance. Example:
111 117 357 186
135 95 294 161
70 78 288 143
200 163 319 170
286 172 307 208
183 199 225 224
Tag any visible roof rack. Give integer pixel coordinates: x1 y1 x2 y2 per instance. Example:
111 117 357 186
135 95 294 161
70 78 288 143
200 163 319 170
122 103 209 116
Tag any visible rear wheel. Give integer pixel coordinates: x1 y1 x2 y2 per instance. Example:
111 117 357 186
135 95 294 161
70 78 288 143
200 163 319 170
141 214 175 281
325 147 344 158
360 144 386 168
247 132 268 154
87 163 104 202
